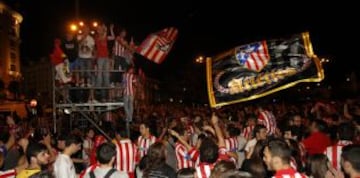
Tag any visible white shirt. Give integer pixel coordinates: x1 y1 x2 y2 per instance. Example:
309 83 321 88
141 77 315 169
54 153 77 178
83 138 93 162
244 138 257 153
78 35 95 58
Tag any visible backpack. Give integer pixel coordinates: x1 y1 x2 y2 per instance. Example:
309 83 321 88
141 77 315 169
89 168 117 178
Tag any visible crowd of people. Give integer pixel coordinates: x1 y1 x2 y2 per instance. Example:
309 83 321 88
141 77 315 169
1 97 360 178
1 18 360 178
50 22 142 105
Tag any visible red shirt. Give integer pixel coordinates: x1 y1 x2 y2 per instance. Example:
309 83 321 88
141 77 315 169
302 131 331 155
50 46 66 65
95 37 109 58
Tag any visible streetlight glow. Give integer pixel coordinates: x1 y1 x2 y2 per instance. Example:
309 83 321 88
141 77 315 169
70 24 78 31
93 21 98 27
79 21 84 26
195 56 204 63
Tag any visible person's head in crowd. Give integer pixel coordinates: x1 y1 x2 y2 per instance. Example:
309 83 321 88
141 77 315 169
85 128 95 140
172 124 190 142
115 126 128 140
226 124 239 138
309 119 328 134
96 142 116 165
64 135 82 155
210 160 236 178
242 159 266 178
283 126 299 141
305 154 330 178
246 115 257 127
250 139 266 161
147 142 167 165
263 138 292 171
253 124 267 141
31 128 51 143
337 122 355 141
199 137 218 164
26 142 50 168
143 142 167 177
140 122 151 137
177 168 196 178
56 134 66 150
341 145 360 178
293 114 302 127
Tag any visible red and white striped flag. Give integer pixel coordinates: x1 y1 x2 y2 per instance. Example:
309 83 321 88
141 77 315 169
258 110 277 135
136 27 178 64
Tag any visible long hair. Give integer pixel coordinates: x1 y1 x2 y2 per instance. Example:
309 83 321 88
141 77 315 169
305 154 329 178
143 142 167 178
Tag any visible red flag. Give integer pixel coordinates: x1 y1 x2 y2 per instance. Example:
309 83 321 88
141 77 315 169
136 27 178 64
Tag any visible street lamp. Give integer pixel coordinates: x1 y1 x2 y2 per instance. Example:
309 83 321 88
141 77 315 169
195 56 204 63
70 24 78 32
93 21 98 27
30 99 37 116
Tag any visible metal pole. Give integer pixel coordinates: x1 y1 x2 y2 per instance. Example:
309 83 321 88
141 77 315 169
75 0 80 19
54 88 112 141
52 66 57 133
78 110 112 141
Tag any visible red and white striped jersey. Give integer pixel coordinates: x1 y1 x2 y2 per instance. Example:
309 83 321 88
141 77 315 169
137 135 157 159
90 135 106 165
225 137 239 152
324 140 353 170
113 139 137 173
195 147 232 178
195 163 214 178
258 110 277 135
123 72 136 96
241 126 255 140
113 37 127 57
0 169 16 178
175 143 199 170
79 164 99 178
272 168 307 178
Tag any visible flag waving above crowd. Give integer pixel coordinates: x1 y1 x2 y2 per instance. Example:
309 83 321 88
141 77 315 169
136 27 178 64
206 32 324 108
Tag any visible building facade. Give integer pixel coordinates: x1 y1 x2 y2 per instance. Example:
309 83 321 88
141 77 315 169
22 57 53 104
0 1 23 86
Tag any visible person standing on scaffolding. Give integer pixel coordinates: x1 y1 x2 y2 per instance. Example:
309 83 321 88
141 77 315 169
123 67 136 122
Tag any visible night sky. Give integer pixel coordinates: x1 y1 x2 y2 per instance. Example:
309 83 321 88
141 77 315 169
4 0 359 85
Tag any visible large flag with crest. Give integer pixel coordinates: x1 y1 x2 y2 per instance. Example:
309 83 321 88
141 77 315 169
206 32 324 108
136 27 178 64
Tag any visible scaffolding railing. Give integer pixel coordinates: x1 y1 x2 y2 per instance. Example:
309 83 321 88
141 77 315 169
52 67 125 137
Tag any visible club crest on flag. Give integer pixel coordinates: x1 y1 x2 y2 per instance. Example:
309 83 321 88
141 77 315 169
235 41 270 72
206 32 324 108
